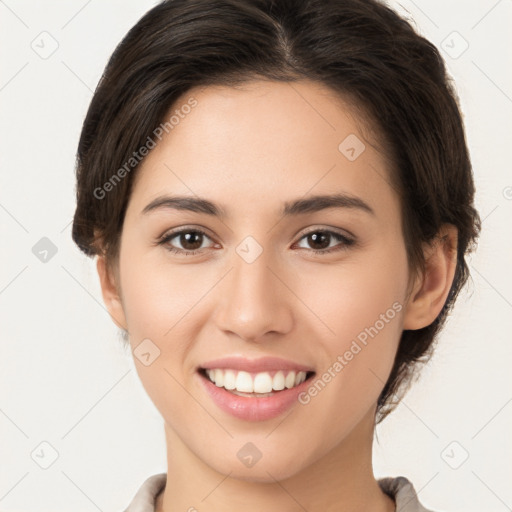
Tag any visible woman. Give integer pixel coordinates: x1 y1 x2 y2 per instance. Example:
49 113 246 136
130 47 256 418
71 0 481 510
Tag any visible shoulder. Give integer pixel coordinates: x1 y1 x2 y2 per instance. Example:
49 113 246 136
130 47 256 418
378 475 436 512
122 473 166 512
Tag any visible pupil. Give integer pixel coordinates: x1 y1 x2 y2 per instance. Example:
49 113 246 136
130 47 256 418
309 232 329 250
181 232 202 250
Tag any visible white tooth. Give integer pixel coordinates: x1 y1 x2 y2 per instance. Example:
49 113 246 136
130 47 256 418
223 370 236 390
295 371 306 386
206 369 215 382
214 369 224 387
285 371 296 389
253 372 273 393
235 371 253 392
272 371 285 391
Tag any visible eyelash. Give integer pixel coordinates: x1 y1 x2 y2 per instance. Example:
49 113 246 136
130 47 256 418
157 227 355 256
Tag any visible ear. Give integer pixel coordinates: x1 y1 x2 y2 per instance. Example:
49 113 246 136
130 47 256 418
403 224 458 330
96 256 128 331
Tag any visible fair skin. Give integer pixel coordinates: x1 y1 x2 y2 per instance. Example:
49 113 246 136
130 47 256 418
97 79 457 512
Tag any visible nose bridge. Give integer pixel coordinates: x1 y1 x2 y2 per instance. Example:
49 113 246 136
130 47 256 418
214 238 292 341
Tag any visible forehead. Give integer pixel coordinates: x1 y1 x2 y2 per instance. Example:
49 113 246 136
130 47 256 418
128 79 400 224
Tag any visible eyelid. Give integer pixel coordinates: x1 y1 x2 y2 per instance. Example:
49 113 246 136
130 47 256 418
293 228 355 254
158 224 214 240
157 225 216 246
296 225 354 240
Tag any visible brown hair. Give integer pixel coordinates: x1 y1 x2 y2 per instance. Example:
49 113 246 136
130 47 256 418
72 0 481 423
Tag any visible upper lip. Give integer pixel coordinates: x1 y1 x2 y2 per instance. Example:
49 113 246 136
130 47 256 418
199 356 315 373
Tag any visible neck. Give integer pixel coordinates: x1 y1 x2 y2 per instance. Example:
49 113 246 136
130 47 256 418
156 406 395 512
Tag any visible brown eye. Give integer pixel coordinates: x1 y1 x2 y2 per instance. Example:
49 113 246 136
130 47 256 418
177 231 204 251
159 228 215 255
295 230 355 254
306 232 331 250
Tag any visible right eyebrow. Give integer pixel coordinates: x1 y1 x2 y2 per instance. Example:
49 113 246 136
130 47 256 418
141 195 227 218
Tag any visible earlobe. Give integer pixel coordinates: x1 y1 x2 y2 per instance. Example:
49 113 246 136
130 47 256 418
402 224 458 331
96 256 128 331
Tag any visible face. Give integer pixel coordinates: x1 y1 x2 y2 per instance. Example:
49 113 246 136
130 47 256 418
105 79 415 481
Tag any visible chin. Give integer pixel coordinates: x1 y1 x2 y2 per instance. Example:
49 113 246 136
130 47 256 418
206 450 309 484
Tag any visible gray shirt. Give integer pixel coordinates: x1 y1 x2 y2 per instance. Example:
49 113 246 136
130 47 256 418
122 473 435 511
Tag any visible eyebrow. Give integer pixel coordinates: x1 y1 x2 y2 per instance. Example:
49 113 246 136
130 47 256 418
141 193 375 218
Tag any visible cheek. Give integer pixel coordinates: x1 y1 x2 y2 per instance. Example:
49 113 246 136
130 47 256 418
293 242 407 347
119 252 213 341
118 254 208 422
291 245 407 421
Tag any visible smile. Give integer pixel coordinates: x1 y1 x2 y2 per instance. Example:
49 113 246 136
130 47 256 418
200 368 313 396
196 357 316 421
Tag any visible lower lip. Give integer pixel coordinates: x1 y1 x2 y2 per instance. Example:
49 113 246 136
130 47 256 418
197 371 314 422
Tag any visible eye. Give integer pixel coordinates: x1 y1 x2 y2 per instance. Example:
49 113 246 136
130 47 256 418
158 228 216 256
157 227 355 257
294 229 355 254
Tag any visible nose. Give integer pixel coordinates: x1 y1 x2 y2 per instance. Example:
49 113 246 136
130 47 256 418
212 246 294 342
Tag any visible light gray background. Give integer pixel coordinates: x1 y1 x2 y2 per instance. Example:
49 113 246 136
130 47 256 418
1 1 511 510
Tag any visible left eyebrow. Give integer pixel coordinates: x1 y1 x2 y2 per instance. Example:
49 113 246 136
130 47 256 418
282 193 375 217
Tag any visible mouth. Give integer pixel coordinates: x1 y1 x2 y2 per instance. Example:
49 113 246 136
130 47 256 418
197 367 316 397
195 355 317 420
